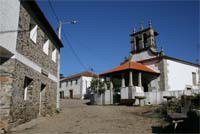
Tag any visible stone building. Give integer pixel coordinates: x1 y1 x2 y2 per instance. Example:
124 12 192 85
99 22 200 105
0 0 63 131
60 72 96 99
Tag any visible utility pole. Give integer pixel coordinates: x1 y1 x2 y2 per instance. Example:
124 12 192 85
56 20 77 111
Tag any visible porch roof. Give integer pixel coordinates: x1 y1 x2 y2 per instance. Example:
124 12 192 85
100 61 159 76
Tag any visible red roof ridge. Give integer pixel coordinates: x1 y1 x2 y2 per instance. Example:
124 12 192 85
100 61 159 76
61 71 97 82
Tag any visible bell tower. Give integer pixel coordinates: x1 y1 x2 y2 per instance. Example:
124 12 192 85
130 21 158 53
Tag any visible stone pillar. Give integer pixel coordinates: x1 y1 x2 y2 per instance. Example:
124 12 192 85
129 71 133 87
132 38 136 52
140 34 144 49
110 80 113 104
138 72 142 87
121 73 125 88
128 71 133 99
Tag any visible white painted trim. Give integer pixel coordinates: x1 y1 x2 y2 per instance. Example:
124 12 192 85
24 87 28 100
12 52 58 82
48 73 58 82
52 49 57 62
39 86 45 116
30 25 37 43
43 40 49 55
13 52 41 73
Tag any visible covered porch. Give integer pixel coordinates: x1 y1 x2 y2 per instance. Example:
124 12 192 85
100 61 159 105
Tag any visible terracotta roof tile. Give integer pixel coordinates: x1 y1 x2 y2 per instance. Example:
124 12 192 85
100 61 159 76
61 71 97 82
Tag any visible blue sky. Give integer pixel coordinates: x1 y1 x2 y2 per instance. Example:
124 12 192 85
37 0 199 76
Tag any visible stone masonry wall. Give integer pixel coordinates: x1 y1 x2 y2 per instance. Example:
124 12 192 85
0 58 15 131
0 58 57 130
10 59 56 128
16 4 58 76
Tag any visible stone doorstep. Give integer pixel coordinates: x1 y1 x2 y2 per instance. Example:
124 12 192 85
9 118 38 133
9 116 47 133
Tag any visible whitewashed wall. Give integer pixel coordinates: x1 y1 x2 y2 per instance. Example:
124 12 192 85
167 59 199 91
0 0 20 54
130 50 157 62
95 90 113 105
61 78 81 98
81 76 92 99
60 76 93 99
121 87 129 99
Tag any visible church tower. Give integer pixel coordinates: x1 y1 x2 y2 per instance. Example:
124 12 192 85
130 21 158 54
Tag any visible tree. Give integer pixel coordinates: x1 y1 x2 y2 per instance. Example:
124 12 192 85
60 74 65 79
90 78 109 94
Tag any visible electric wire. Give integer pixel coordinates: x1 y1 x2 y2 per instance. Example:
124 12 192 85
48 0 88 71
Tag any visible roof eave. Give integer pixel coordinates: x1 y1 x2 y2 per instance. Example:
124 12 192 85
21 1 64 48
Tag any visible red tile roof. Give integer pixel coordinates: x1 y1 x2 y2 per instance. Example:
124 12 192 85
61 71 97 82
100 61 159 76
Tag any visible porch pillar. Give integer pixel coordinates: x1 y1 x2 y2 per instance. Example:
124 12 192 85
138 72 142 87
110 81 113 89
121 73 125 87
110 78 113 104
128 71 134 99
104 81 107 90
129 70 133 87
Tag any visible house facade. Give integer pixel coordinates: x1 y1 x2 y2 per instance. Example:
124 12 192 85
60 72 96 99
0 0 63 131
99 22 200 105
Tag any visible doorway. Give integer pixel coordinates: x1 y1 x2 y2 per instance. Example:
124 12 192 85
39 83 46 116
60 91 64 99
69 89 73 99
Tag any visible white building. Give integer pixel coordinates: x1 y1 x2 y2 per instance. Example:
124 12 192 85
99 22 200 105
60 72 96 99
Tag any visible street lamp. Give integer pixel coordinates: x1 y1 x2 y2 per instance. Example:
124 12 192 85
56 20 77 111
58 20 77 39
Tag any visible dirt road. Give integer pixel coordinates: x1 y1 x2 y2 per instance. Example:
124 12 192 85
10 99 162 134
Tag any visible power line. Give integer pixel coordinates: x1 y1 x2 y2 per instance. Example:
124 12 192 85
64 31 116 64
48 0 59 23
62 31 88 70
47 0 88 71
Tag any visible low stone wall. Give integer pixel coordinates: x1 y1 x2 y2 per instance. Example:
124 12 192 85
93 90 113 105
92 88 200 106
121 86 144 100
144 89 200 105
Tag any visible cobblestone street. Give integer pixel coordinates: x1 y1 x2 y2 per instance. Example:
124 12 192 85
10 99 162 134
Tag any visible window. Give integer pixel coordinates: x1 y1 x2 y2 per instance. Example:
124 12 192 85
192 72 197 85
75 79 78 85
52 45 57 62
143 33 148 48
85 80 88 89
135 36 140 51
40 83 46 93
66 81 68 87
43 39 49 55
59 82 61 88
24 76 33 100
30 23 37 43
39 83 46 115
70 80 73 86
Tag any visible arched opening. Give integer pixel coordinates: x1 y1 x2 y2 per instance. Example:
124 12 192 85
143 33 148 48
136 36 140 51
